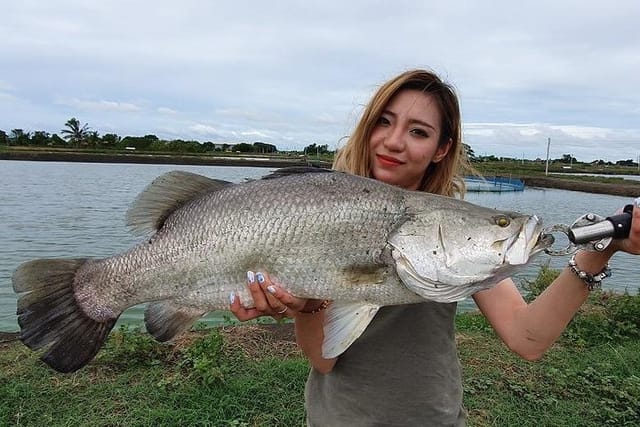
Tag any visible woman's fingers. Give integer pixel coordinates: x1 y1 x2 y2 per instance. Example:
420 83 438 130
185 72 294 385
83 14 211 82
624 203 640 254
229 270 311 320
229 292 264 321
256 272 296 318
261 278 308 312
246 270 272 312
228 271 276 320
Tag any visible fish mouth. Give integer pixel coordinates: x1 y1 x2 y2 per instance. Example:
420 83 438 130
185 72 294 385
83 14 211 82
503 216 552 264
534 230 555 253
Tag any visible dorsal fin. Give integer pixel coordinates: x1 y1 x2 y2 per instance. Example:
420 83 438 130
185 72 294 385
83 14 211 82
126 170 232 235
261 166 333 180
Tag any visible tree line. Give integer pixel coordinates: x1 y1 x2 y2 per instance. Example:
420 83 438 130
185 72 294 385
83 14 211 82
2 118 634 166
0 118 284 154
465 146 632 167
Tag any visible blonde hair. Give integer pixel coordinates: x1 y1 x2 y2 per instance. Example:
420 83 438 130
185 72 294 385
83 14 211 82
333 69 473 197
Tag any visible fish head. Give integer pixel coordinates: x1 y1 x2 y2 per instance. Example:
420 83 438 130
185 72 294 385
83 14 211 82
389 199 553 302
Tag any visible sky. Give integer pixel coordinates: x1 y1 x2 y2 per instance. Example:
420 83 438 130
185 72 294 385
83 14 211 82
2 1 639 162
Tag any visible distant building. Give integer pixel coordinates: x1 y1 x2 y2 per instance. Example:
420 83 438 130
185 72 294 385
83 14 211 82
212 143 236 151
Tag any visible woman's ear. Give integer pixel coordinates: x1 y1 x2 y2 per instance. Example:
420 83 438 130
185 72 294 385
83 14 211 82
432 138 453 163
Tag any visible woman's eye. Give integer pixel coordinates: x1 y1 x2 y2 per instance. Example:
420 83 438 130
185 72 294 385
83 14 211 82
410 128 429 138
377 116 391 126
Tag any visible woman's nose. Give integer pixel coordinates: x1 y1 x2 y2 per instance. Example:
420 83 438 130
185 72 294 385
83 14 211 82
383 126 405 151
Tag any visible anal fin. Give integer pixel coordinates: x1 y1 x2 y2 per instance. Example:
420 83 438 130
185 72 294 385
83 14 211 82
144 301 206 342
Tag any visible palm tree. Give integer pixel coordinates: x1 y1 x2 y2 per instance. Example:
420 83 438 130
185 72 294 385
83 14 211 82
61 118 90 147
10 129 31 145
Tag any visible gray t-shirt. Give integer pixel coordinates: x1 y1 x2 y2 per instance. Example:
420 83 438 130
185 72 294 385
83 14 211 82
305 302 465 427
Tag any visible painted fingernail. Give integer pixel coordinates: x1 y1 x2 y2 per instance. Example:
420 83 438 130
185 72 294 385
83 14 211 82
634 197 640 207
256 272 265 284
266 285 276 294
229 292 236 304
247 271 255 284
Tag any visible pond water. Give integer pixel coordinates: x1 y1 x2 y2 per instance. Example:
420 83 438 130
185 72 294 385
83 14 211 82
1 160 637 331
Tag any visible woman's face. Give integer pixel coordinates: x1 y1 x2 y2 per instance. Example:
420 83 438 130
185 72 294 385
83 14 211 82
369 89 451 190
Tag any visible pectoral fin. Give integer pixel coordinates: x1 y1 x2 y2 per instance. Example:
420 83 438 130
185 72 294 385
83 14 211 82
321 302 380 358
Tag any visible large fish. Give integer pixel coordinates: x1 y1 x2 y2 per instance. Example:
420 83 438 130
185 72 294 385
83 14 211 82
13 168 552 372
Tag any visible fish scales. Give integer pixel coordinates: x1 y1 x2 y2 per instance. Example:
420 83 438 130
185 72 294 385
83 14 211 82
77 171 411 318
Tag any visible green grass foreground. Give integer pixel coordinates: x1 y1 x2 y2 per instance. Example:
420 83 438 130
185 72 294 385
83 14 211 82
2 269 640 427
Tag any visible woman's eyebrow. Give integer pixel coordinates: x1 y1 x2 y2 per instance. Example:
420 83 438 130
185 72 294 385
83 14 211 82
382 109 437 131
409 118 436 131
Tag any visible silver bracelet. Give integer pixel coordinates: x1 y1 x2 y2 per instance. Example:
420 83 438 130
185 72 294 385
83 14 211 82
567 254 611 291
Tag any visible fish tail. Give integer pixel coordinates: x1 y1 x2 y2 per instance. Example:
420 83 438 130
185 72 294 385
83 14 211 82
12 258 117 373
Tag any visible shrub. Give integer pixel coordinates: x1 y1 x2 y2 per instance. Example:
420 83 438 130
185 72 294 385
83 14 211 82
520 267 640 345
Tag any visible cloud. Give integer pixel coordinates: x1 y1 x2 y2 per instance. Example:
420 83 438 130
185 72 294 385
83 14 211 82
548 125 612 140
0 92 19 102
239 130 271 139
0 81 16 91
463 121 640 162
57 98 142 113
157 107 178 115
189 123 219 135
1 1 639 161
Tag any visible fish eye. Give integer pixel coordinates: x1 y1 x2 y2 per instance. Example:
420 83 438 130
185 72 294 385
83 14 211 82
495 216 510 227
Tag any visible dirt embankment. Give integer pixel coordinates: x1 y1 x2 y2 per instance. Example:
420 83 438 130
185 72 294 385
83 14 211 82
2 150 637 196
0 150 333 169
521 176 640 197
0 332 18 344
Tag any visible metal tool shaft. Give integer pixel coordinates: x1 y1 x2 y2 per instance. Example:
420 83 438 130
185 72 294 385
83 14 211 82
568 204 633 245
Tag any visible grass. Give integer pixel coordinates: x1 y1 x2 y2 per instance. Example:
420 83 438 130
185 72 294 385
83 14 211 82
2 269 640 426
1 325 309 427
457 320 640 427
474 160 640 178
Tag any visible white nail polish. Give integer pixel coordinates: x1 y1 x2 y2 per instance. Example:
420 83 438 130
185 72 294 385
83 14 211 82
247 271 255 283
267 285 276 294
634 197 640 208
256 272 265 284
229 292 236 304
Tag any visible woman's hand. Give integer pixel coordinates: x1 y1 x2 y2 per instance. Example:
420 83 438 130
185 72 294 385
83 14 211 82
229 270 325 321
607 202 640 255
229 270 337 373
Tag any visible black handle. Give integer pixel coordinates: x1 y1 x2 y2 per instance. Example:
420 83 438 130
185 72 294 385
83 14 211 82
607 204 634 239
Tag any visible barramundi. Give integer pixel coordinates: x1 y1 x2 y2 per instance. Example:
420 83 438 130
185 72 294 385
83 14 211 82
13 168 552 372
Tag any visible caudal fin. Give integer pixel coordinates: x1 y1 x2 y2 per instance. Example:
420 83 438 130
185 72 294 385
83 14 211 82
13 259 117 373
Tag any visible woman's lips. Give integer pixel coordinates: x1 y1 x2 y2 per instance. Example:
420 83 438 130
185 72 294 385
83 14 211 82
376 154 404 167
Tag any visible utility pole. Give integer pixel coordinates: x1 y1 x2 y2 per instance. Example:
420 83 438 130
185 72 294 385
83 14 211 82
545 137 551 176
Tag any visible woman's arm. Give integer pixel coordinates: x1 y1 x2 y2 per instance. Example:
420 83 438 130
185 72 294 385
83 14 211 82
293 308 338 374
474 203 640 360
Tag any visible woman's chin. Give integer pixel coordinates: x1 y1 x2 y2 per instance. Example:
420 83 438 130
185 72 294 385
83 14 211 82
372 169 407 188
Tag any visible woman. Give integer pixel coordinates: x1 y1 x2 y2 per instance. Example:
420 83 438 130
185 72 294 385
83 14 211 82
230 69 640 426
